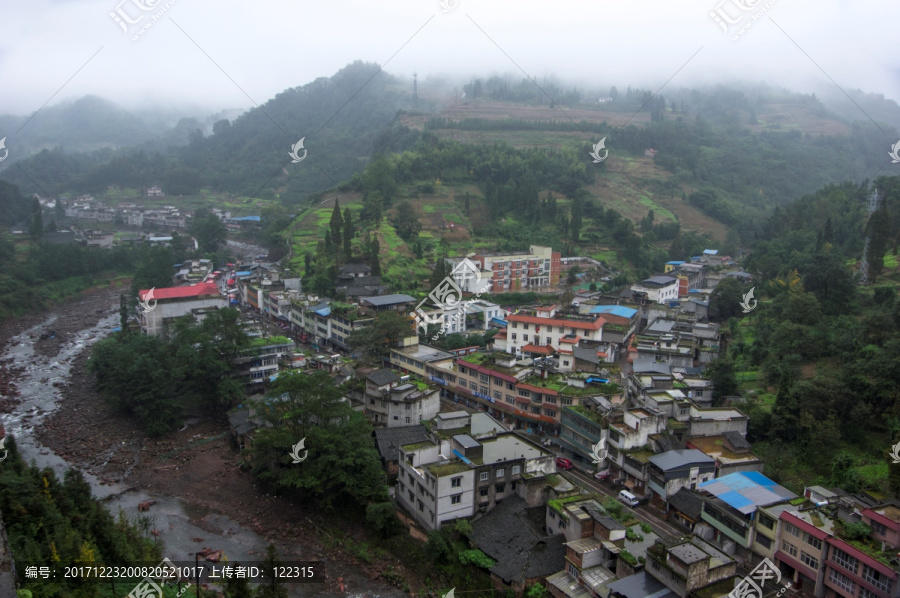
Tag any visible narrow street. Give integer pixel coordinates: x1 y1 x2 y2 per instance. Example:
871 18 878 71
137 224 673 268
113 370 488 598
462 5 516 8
561 468 687 539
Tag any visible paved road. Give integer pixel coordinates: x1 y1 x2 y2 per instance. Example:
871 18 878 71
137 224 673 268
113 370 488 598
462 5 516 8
561 468 687 539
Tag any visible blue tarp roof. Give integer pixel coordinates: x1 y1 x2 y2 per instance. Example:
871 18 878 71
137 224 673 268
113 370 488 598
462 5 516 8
491 317 508 327
232 215 261 221
314 306 331 317
698 471 796 514
666 260 685 265
235 271 252 276
589 305 638 318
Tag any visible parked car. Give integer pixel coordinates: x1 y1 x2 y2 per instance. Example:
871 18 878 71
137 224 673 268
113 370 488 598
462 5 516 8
594 469 610 481
618 489 640 507
556 457 573 470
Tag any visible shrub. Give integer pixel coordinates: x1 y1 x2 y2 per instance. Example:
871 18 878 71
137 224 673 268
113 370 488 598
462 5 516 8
458 549 496 568
640 522 652 533
842 521 872 541
365 502 402 539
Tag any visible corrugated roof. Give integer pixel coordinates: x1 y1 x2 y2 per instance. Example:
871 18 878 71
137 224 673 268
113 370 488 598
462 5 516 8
138 283 220 301
699 471 796 514
361 294 416 307
374 425 429 462
648 449 714 471
589 305 638 318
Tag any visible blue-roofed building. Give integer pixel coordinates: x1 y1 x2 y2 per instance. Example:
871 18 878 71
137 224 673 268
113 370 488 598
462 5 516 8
588 305 638 319
647 449 716 504
697 471 797 558
225 215 261 230
664 260 685 274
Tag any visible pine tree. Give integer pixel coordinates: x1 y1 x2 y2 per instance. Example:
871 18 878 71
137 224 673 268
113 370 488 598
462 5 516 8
29 198 43 239
343 207 354 258
330 200 342 253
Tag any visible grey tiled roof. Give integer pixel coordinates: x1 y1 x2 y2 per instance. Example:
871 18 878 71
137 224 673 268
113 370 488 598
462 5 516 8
367 368 400 386
723 430 751 451
471 495 565 584
373 425 429 462
667 488 704 520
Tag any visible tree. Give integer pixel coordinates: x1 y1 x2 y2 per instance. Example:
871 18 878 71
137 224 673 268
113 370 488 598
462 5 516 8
864 200 891 283
131 246 176 298
360 191 384 225
342 207 354 258
249 371 387 508
329 200 343 254
366 502 402 539
349 310 413 358
28 198 42 239
254 544 289 598
705 356 738 402
710 277 746 320
189 208 227 253
391 201 422 241
361 154 397 205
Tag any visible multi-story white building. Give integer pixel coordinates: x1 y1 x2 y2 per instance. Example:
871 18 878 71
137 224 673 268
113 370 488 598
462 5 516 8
397 429 556 530
137 283 227 337
506 305 607 357
449 245 561 294
631 275 679 304
363 368 440 427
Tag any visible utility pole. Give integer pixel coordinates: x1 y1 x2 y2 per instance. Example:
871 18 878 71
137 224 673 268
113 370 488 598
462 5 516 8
413 72 418 110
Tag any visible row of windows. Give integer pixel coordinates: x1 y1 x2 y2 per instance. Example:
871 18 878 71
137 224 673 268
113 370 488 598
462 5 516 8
476 466 521 482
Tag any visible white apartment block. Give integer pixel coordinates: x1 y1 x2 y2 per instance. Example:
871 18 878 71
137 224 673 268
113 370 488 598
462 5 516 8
506 305 605 356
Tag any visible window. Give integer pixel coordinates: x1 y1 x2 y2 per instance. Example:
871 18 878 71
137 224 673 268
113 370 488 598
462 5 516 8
756 535 772 550
781 541 798 558
830 546 858 573
418 500 423 512
549 510 555 519
480 374 489 383
758 514 775 530
393 415 399 420
506 395 515 404
870 520 888 536
405 417 411 424
493 377 502 386
496 483 505 493
531 406 541 414
544 409 556 417
562 398 573 406
369 398 375 405
480 487 488 497
451 495 462 505
451 477 462 488
496 468 505 478
511 334 517 341
511 481 517 490
480 472 489 482
563 360 569 366
507 382 515 390
408 491 414 502
784 523 801 538
522 334 528 342
608 430 621 443
480 386 489 395
405 404 411 410
860 589 880 598
862 564 893 593
800 551 819 570
459 366 467 375
803 533 822 551
494 390 502 400
512 465 521 475
545 395 557 404
828 568 855 594
558 519 566 529
518 388 530 397
546 326 552 332
524 324 529 330
546 337 551 345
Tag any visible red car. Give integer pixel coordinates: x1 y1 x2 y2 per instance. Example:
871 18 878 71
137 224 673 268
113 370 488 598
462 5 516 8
556 457 573 470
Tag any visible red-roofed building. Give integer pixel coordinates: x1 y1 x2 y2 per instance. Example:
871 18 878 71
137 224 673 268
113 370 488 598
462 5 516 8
506 305 606 356
138 283 226 337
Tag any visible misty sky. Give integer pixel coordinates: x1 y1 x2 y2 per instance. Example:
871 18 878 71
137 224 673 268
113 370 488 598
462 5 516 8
1 0 898 117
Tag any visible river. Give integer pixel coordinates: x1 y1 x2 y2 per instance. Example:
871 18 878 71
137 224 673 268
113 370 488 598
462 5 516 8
0 293 403 598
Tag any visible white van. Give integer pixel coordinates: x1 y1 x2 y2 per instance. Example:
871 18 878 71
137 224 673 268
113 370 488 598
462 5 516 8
618 490 640 507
